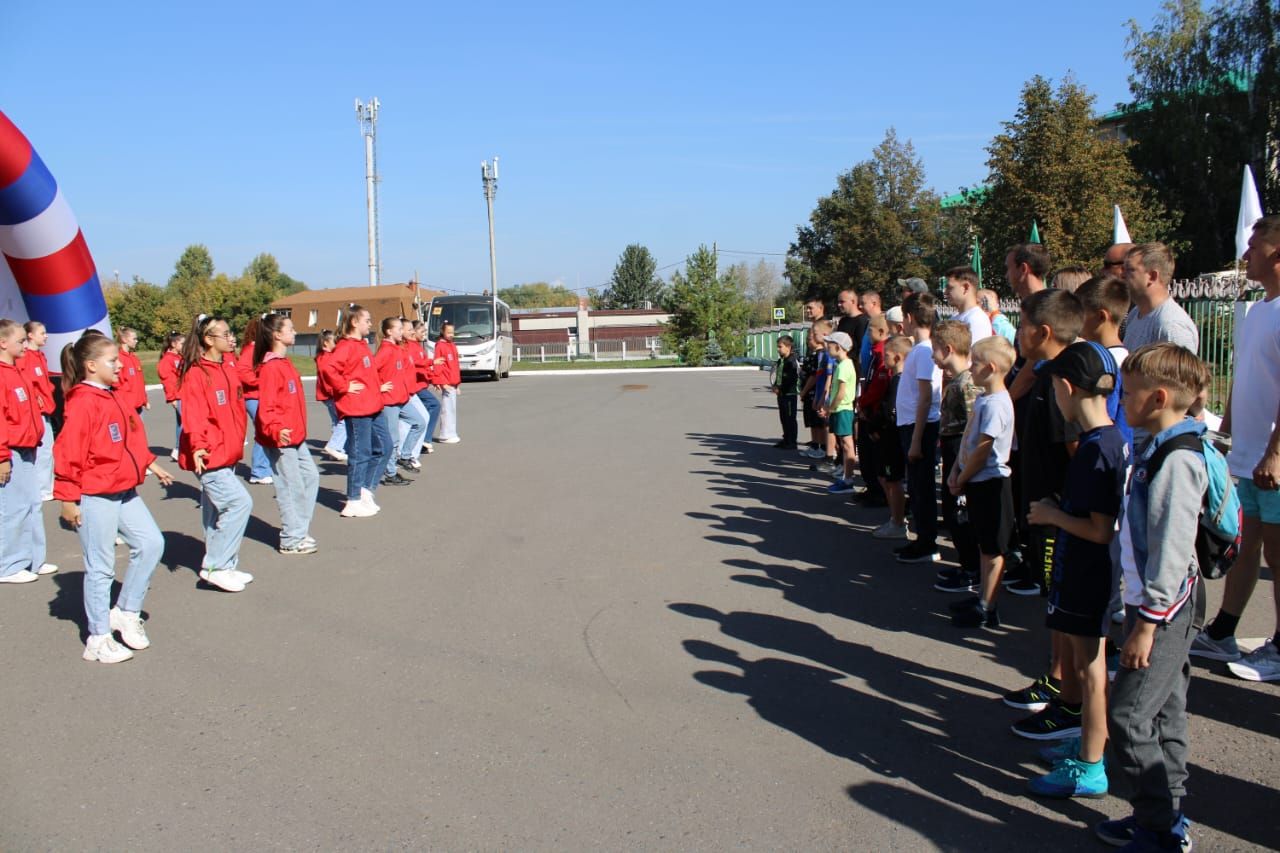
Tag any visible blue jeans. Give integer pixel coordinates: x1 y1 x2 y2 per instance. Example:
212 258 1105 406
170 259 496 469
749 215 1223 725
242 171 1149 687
382 404 403 476
199 466 251 571
390 401 427 473
265 444 319 547
173 400 182 451
80 490 164 636
242 399 272 479
36 415 53 497
323 399 347 454
0 448 45 576
416 389 441 446
344 411 391 498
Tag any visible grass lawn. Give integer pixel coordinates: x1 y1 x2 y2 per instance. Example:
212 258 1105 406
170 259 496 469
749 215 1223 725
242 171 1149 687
136 351 316 385
510 359 686 371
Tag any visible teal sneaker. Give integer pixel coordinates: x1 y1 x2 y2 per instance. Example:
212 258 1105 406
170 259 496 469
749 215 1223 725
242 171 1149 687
1036 736 1081 766
1027 756 1108 799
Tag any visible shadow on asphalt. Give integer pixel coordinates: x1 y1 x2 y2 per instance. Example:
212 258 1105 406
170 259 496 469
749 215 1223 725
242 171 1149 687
672 431 1279 852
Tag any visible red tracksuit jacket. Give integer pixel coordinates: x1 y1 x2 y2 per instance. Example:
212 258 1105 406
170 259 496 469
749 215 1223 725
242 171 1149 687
433 339 461 386
177 357 246 473
319 338 383 419
255 353 308 448
18 350 56 417
53 383 155 502
314 350 333 402
406 342 429 394
374 340 411 406
157 351 182 403
237 342 259 401
115 349 149 411
0 359 44 456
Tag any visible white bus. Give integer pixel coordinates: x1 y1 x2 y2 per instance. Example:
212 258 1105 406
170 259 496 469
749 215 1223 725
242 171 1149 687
425 294 513 380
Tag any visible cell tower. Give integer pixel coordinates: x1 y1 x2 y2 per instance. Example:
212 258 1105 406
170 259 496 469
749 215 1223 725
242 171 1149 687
355 97 382 286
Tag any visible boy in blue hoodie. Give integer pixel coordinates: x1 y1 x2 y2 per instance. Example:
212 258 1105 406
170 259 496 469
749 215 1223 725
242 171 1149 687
1097 342 1207 852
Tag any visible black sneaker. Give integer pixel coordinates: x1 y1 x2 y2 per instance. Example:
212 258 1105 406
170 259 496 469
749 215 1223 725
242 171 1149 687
1002 675 1061 711
1095 813 1193 850
774 441 798 449
1006 577 1041 596
1011 700 1082 741
896 543 941 564
934 573 978 593
936 566 966 582
952 600 999 628
381 473 412 486
948 595 981 613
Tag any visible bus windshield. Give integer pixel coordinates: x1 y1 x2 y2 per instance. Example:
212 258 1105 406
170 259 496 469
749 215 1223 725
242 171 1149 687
428 300 494 343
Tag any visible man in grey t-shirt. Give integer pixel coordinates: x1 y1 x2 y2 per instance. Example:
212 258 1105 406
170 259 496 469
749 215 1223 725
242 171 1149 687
1122 242 1199 354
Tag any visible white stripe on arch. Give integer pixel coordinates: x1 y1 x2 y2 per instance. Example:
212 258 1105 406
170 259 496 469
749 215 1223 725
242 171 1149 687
0 188 79 260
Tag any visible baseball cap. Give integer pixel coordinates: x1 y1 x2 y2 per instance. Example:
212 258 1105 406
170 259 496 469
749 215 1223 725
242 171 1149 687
1045 341 1117 395
898 277 929 295
885 306 904 324
822 331 853 351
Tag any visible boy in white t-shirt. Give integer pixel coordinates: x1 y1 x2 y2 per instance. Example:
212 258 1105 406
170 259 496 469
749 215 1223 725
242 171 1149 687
945 266 993 345
895 292 944 563
1191 214 1280 683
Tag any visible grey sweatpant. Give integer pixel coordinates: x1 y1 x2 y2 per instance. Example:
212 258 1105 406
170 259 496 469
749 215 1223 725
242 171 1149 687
1106 582 1205 832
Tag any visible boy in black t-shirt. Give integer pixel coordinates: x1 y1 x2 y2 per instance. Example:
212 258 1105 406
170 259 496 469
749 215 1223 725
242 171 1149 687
771 335 800 449
1024 342 1128 799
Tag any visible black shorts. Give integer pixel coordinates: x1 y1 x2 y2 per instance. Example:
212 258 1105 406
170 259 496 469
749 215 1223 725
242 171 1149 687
876 425 905 481
1046 562 1112 637
964 476 1013 557
802 397 826 429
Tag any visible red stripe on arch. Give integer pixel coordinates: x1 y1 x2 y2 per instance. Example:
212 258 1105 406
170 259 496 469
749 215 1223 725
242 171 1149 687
4 230 96 297
0 111 34 188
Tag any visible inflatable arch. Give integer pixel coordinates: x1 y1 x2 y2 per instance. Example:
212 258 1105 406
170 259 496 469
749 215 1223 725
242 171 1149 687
0 109 112 358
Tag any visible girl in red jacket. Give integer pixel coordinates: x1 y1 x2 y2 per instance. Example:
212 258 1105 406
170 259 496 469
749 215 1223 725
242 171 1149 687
374 316 420 485
434 321 462 443
238 318 274 486
55 334 173 663
19 321 57 501
178 315 253 593
114 327 150 414
253 313 318 554
318 304 390 517
156 331 185 460
315 330 348 461
0 318 51 585
408 320 441 453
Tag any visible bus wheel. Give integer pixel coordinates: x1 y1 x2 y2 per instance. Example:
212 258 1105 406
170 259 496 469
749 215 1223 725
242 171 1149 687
490 369 501 382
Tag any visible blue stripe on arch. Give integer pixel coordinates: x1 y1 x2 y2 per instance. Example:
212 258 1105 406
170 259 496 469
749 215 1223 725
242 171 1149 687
0 150 58 226
23 272 108 333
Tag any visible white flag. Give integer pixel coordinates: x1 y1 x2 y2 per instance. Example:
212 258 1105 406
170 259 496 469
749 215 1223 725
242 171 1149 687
1236 166 1264 259
1113 205 1132 244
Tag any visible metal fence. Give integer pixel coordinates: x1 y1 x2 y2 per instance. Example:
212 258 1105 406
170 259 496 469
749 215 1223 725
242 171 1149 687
514 336 674 363
744 277 1263 414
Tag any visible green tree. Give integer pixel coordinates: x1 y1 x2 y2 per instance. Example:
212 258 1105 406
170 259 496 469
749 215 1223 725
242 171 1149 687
601 244 665 308
1125 0 1278 274
245 252 307 294
168 244 214 296
786 128 945 304
498 281 581 308
104 280 168 348
975 75 1176 283
662 246 752 364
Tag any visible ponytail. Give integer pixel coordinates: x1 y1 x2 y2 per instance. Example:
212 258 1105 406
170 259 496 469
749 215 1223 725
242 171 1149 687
60 334 115 394
339 303 367 338
253 313 289 368
178 314 219 384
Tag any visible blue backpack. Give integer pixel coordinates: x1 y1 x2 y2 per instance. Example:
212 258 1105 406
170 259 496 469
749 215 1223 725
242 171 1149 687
1085 342 1134 449
1145 432 1243 579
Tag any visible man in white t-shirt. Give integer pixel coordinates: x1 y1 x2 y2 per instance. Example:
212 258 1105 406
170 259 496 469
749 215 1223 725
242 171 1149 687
895 291 944 563
945 265 993 344
1190 215 1280 683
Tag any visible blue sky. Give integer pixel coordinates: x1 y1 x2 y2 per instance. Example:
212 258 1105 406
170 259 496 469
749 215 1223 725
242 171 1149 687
2 0 1165 294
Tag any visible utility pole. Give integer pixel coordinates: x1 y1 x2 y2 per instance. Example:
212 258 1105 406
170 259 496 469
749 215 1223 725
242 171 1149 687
355 97 382 286
481 156 499 318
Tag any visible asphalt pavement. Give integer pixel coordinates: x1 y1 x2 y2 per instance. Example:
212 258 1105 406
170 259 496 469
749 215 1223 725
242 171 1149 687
0 369 1275 851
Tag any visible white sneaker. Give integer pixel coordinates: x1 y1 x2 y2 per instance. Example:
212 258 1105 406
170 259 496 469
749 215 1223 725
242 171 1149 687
0 570 39 584
423 444 434 454
302 535 317 547
248 476 273 485
1227 641 1280 682
323 447 348 462
35 563 58 575
360 488 380 512
83 634 133 663
804 447 825 459
341 499 375 518
41 492 54 502
872 521 909 540
198 569 246 592
437 436 461 444
170 448 179 462
115 536 125 546
110 607 150 650
229 568 254 584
